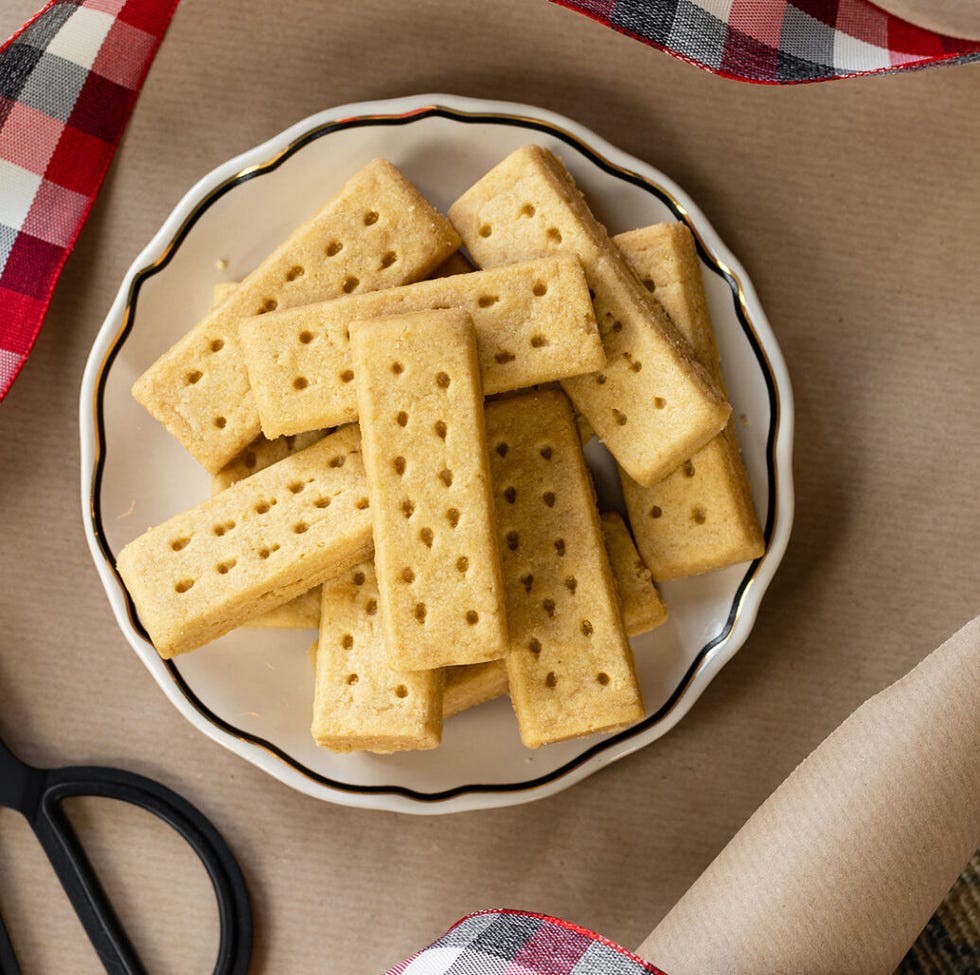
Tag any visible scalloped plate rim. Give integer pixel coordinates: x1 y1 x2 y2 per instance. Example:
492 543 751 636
79 93 795 814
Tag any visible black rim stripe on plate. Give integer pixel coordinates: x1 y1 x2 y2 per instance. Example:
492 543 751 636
89 104 780 804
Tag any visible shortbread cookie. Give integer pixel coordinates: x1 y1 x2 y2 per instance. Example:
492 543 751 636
211 429 328 492
239 255 603 437
116 425 373 658
449 144 731 486
207 277 329 494
312 561 443 752
212 429 328 628
132 159 460 473
443 661 509 719
600 512 668 637
206 285 328 629
443 511 668 719
211 280 239 307
440 511 668 720
614 224 764 579
245 588 321 630
350 309 508 671
304 576 510 720
486 388 643 748
573 408 595 445
430 251 475 278
620 432 764 579
615 223 720 372
309 592 510 721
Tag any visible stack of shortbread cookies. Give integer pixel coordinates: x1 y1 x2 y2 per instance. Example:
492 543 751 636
117 146 764 752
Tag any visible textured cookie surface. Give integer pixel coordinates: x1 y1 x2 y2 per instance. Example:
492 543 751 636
441 512 668 719
239 255 603 437
211 429 328 492
614 223 764 579
486 388 643 748
430 251 475 278
351 308 508 671
443 661 509 719
206 284 329 630
600 511 668 637
244 587 322 630
312 561 443 752
614 222 721 374
212 429 328 628
132 159 460 473
211 280 239 307
449 144 730 486
116 425 373 657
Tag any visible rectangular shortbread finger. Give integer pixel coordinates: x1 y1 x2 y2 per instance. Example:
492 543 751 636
212 429 328 493
212 429 327 628
132 159 460 474
486 388 643 748
442 513 666 718
302 579 510 720
116 425 373 658
620 431 764 579
239 255 604 437
443 661 509 719
449 144 731 486
207 278 329 495
211 280 239 306
614 224 764 579
245 587 321 630
430 250 475 278
207 283 327 629
207 277 327 494
615 223 723 386
599 511 668 637
312 561 443 752
350 308 508 671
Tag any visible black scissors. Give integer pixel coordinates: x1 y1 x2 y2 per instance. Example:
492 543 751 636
0 735 252 974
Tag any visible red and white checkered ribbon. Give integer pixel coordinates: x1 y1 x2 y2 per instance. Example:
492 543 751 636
2 0 978 401
386 911 668 975
550 0 980 82
0 0 178 401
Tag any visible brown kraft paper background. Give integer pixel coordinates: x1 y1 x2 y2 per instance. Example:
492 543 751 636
0 1 978 972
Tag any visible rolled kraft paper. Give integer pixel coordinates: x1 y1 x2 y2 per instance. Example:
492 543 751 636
638 613 980 975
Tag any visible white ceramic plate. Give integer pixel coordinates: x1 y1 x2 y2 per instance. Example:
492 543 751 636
80 94 794 814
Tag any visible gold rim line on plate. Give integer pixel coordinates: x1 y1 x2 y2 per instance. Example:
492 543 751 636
88 102 784 798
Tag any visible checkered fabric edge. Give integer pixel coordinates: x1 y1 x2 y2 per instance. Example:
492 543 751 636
549 0 980 83
0 0 179 401
899 850 980 974
385 910 668 975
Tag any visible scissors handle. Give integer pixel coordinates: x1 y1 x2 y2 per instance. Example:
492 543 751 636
28 765 252 975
